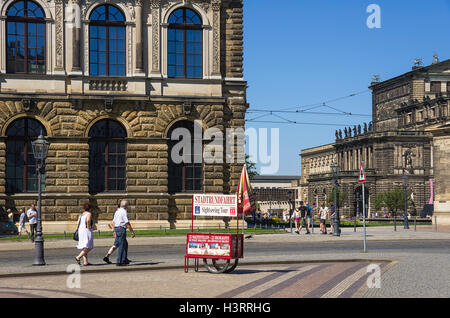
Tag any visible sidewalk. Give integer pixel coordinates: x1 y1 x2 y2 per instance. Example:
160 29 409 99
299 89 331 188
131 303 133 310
1 226 449 252
0 226 449 278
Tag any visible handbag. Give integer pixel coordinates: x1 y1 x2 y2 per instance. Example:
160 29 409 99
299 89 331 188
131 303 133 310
73 217 81 241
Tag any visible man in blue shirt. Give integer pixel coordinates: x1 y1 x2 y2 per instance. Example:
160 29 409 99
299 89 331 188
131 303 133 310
305 202 313 233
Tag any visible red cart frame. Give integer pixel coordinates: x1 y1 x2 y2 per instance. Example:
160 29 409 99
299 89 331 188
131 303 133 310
184 194 244 273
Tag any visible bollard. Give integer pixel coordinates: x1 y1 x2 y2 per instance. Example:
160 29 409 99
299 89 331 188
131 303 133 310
98 230 101 238
435 216 438 232
64 231 66 239
414 215 417 232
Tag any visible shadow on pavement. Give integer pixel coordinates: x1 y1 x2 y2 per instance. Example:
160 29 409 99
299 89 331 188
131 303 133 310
226 269 297 275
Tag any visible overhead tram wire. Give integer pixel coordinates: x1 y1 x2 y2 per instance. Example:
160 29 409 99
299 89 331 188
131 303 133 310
245 89 372 125
246 120 355 127
278 89 371 112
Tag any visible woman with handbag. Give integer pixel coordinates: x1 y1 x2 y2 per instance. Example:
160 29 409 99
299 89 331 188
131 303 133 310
74 202 94 266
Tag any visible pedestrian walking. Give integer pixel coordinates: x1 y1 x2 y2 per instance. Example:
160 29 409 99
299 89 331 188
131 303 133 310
26 204 38 242
111 200 135 266
18 209 29 236
293 208 300 234
5 209 16 234
329 202 335 235
305 202 312 233
318 202 329 234
298 202 311 234
75 202 94 266
103 203 132 265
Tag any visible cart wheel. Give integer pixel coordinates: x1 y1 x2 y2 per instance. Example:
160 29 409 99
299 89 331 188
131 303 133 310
203 258 230 274
222 259 239 273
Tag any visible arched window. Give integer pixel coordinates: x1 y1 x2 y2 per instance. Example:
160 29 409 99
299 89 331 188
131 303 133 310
168 8 202 79
6 0 45 74
168 120 203 194
88 119 126 194
6 118 47 194
89 4 126 76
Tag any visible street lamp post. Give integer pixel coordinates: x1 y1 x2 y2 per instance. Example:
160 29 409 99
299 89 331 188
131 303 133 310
31 133 50 266
330 161 340 237
402 171 410 230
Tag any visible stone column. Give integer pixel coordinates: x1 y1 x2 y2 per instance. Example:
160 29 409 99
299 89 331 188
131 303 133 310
211 0 221 78
134 0 143 73
70 0 81 72
150 0 160 76
427 124 450 225
54 0 65 72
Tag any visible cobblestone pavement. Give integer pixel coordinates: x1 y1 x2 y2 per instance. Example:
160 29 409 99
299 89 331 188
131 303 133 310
0 248 448 298
0 261 387 298
0 227 448 298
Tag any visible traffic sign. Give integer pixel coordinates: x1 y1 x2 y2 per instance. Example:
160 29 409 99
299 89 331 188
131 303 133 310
359 162 366 183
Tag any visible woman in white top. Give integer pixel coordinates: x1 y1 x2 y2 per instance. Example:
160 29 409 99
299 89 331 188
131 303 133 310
75 202 94 266
318 203 329 234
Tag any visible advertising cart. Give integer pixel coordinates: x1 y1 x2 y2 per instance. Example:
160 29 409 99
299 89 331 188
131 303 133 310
184 194 244 274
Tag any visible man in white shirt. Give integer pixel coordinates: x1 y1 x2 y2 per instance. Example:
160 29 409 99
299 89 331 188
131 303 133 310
108 200 135 266
27 204 38 242
318 203 329 234
18 209 29 236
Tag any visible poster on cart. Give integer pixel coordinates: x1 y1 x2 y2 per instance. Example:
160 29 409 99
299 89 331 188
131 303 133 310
192 194 238 218
186 233 244 259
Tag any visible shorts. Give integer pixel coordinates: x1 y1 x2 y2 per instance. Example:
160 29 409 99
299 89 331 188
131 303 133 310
306 217 311 225
300 217 307 227
320 219 326 225
294 217 300 223
18 223 28 233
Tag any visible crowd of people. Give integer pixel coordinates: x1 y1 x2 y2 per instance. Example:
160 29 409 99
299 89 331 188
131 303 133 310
254 201 340 235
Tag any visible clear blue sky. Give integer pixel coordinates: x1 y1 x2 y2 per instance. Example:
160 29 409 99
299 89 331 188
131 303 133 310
243 0 450 176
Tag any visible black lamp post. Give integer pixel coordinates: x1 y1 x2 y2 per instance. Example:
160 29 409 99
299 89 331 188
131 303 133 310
402 171 410 230
31 132 50 266
330 160 340 236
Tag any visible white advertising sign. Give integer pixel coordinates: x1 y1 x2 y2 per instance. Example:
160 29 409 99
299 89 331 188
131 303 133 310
193 194 238 218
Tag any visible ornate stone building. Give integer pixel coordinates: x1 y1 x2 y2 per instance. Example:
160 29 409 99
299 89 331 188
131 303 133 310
300 59 450 224
0 0 247 230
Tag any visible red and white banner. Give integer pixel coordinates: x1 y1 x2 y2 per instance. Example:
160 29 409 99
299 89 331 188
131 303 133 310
236 165 256 214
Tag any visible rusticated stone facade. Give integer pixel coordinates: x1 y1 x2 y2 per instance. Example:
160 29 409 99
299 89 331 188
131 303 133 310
300 59 450 221
0 0 248 230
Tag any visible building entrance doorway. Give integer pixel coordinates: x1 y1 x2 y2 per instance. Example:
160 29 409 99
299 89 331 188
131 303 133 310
354 186 369 218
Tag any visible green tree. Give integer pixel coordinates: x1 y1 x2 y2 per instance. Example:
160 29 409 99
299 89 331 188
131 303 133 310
326 188 347 208
246 154 259 179
374 189 407 215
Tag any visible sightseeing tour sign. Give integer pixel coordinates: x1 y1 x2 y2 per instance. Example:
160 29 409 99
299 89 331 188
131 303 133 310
192 194 238 218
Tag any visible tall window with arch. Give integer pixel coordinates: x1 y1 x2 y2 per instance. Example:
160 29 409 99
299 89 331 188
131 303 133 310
6 0 46 74
168 120 203 194
168 8 202 79
6 118 46 194
88 119 127 194
89 4 126 76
